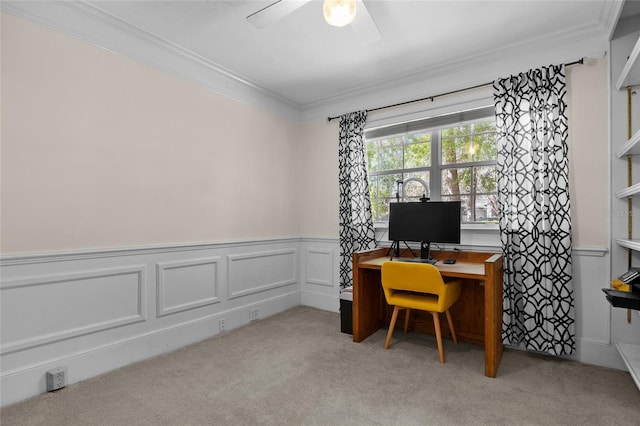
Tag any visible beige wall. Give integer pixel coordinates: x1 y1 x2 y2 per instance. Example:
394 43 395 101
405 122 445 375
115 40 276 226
1 13 300 253
1 13 610 254
295 120 340 238
566 58 609 248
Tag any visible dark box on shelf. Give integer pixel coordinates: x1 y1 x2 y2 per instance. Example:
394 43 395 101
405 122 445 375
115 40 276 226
603 285 640 310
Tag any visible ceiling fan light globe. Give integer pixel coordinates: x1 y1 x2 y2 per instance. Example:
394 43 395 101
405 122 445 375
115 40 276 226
323 0 357 27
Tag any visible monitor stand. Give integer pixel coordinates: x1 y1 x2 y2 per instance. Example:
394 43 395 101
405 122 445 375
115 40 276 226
387 241 400 258
420 241 432 261
388 241 420 260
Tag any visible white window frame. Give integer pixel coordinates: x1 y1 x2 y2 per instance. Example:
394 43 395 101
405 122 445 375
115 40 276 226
365 106 499 236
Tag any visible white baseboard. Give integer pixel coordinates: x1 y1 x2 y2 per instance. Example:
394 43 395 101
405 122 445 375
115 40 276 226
1 238 307 408
301 289 339 313
1 291 299 407
562 338 626 371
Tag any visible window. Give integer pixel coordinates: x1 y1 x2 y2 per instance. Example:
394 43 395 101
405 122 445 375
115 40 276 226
365 107 498 224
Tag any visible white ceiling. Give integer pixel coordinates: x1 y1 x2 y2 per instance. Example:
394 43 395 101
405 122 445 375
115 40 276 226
3 1 636 120
83 0 619 105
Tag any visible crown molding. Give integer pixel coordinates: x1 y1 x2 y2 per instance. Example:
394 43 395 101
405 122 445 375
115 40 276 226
602 0 626 41
300 20 612 121
1 1 621 123
1 1 303 121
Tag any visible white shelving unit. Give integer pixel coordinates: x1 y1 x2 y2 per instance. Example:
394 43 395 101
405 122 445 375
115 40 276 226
615 179 640 198
613 34 640 391
617 343 640 390
616 238 640 252
615 35 640 90
615 129 640 159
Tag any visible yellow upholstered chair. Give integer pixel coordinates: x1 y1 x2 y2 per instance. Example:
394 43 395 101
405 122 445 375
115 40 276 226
381 261 462 363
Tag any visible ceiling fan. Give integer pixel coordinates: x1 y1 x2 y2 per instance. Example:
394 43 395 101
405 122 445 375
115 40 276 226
246 0 382 45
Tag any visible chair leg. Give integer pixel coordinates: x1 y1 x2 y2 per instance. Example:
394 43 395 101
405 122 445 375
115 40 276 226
432 311 445 363
385 305 400 349
403 308 411 333
445 309 457 344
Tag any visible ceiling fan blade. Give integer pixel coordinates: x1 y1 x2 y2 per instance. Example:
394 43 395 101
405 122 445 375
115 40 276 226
351 0 382 45
247 0 312 29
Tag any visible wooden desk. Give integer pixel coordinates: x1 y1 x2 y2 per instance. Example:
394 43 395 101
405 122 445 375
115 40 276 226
352 247 504 377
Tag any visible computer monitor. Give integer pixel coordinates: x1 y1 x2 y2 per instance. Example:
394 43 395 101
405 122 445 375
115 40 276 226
388 201 461 259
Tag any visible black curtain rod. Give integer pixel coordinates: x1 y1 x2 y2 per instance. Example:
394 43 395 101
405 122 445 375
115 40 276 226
327 58 584 122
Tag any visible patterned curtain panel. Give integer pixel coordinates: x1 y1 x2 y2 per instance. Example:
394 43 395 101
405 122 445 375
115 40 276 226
338 111 376 288
493 65 575 356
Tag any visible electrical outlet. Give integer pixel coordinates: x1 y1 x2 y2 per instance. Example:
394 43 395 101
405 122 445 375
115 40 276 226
46 366 66 392
250 308 259 321
218 318 226 333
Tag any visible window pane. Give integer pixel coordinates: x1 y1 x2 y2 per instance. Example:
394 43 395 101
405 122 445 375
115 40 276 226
474 194 499 222
472 132 497 162
442 124 472 138
379 138 403 171
402 171 430 200
404 141 431 168
366 141 379 172
443 120 497 165
442 167 498 223
407 132 431 144
371 198 391 222
406 132 431 143
442 167 471 195
369 174 396 222
474 120 496 133
405 132 431 168
379 173 402 200
441 136 472 165
369 175 379 199
475 165 498 194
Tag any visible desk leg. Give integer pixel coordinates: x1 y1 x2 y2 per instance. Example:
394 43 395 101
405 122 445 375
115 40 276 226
353 268 385 343
484 262 504 377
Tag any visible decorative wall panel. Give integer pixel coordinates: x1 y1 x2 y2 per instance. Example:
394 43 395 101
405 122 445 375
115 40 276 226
227 249 296 299
156 257 220 317
0 265 146 354
305 248 334 287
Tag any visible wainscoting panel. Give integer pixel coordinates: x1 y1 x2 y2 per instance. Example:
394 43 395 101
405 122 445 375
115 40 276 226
0 239 302 407
227 249 297 299
0 265 146 355
0 238 621 407
300 239 340 312
156 257 220 317
304 248 334 287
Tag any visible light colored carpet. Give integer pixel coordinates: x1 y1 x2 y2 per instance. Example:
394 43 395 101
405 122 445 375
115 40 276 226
1 306 639 425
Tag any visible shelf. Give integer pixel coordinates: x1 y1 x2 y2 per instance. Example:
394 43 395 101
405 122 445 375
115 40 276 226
616 238 640 251
616 181 640 198
616 343 640 390
615 129 640 158
615 36 640 90
603 288 640 310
